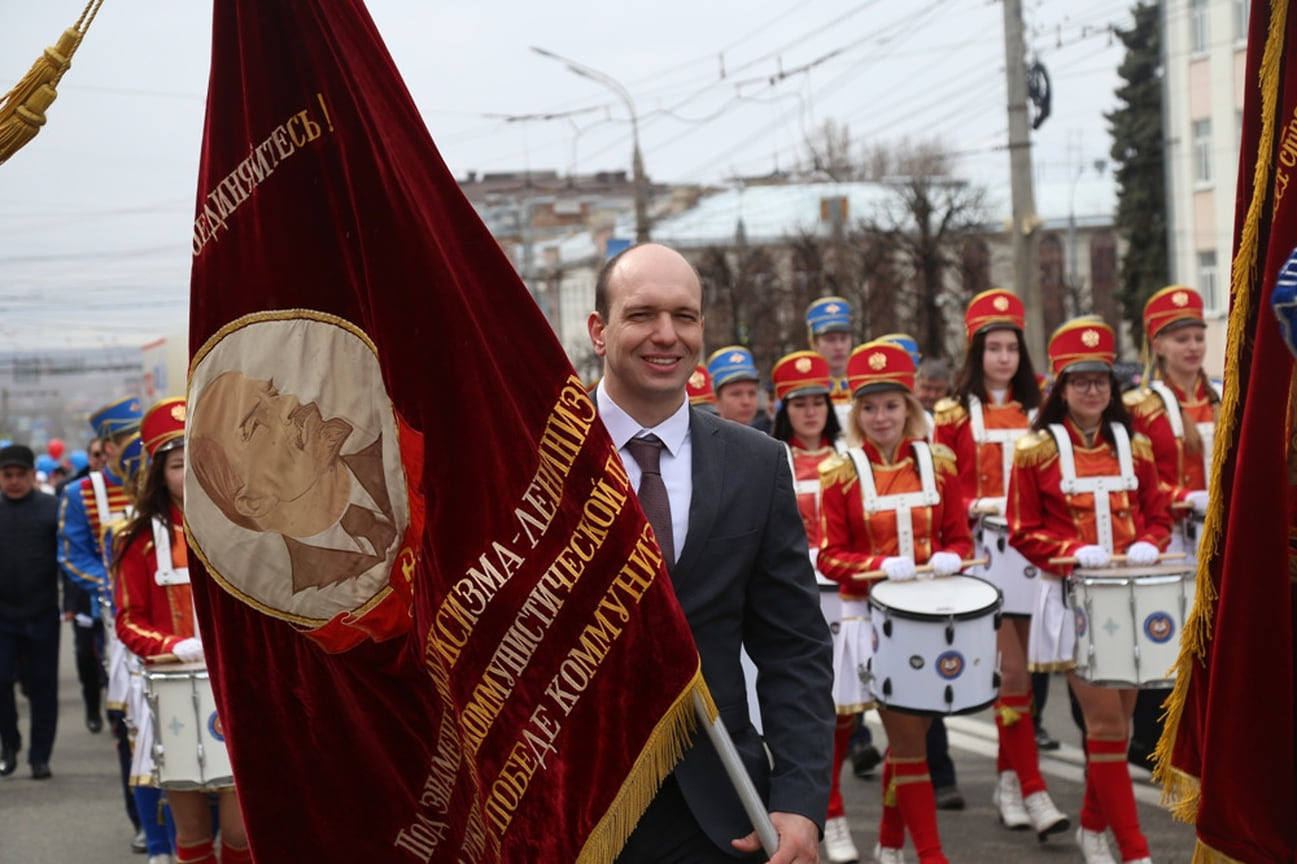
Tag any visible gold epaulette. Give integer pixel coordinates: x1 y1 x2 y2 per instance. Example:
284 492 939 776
1013 430 1057 468
930 442 958 480
933 397 966 427
1122 388 1163 418
818 452 857 488
1130 432 1155 462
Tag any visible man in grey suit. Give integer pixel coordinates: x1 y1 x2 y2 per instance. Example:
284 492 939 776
588 243 835 863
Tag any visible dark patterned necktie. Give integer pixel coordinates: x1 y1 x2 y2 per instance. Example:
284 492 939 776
625 434 674 572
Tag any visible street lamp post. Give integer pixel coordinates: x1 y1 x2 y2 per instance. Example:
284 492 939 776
532 46 650 243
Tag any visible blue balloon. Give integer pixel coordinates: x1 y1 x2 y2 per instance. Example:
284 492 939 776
36 454 57 473
69 449 89 471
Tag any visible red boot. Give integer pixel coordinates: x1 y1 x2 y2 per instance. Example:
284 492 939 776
878 753 906 852
1086 737 1150 861
892 757 948 864
176 837 216 864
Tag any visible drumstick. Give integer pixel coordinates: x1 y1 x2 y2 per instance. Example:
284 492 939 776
850 557 989 582
1170 500 1195 511
1046 552 1187 566
146 653 180 664
971 502 1001 515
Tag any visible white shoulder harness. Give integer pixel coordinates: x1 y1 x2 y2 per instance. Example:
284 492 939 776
1149 381 1215 486
1046 422 1137 554
968 394 1037 491
845 441 941 558
152 517 190 586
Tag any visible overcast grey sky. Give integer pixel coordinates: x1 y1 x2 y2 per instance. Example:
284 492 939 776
0 0 1131 350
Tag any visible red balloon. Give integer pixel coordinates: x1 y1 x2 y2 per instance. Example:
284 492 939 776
47 438 65 460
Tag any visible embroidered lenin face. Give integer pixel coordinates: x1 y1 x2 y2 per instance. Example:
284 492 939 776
187 312 410 627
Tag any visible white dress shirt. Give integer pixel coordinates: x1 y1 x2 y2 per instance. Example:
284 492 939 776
595 380 692 564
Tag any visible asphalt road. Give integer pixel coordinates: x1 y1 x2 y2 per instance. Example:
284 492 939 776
2 632 1198 862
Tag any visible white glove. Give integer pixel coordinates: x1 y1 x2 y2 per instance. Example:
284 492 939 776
929 551 964 577
171 637 205 663
970 497 1007 517
1074 545 1110 568
1125 541 1161 566
1185 490 1209 516
881 556 917 581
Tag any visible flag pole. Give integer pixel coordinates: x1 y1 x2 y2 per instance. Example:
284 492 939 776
692 691 780 857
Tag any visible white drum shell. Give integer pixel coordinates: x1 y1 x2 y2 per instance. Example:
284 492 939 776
867 575 1001 716
975 516 1038 616
145 662 233 789
1072 565 1194 688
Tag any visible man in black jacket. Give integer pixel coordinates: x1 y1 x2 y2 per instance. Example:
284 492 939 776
0 444 62 779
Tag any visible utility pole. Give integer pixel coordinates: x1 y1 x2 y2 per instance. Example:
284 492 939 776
1003 0 1045 361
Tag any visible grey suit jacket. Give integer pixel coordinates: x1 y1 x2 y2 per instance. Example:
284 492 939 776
669 407 835 853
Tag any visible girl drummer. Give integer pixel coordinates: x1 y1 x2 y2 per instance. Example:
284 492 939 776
1123 285 1219 562
1007 318 1171 864
770 350 858 863
932 289 1069 840
114 399 251 864
818 341 972 864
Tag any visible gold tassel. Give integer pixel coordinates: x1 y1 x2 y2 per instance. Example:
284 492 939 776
883 776 898 808
0 1 105 166
1153 0 1290 815
575 667 711 864
996 701 1023 727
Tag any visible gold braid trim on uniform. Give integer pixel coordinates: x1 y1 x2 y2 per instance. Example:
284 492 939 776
933 397 966 427
1153 0 1290 820
930 442 958 481
883 771 932 807
818 452 857 489
0 0 105 166
576 666 713 864
1012 430 1057 468
1122 388 1165 420
1129 432 1155 463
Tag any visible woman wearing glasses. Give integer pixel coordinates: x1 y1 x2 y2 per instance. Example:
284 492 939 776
1007 318 1171 864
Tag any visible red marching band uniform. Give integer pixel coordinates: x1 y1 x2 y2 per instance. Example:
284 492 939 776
1123 286 1219 563
1007 319 1171 864
934 290 1034 515
818 341 971 864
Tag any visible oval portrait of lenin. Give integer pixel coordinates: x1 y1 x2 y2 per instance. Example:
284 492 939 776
186 310 410 627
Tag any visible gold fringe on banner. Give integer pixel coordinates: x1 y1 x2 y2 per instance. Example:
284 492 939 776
0 0 105 166
1152 0 1291 821
575 666 715 864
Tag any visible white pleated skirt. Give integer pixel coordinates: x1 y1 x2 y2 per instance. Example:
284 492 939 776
833 598 875 712
1027 575 1076 672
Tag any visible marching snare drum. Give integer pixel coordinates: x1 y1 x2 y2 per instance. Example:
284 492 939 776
976 516 1037 617
1071 564 1194 688
144 662 233 789
867 575 1001 716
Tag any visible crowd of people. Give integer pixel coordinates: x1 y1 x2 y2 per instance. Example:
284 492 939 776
0 394 247 864
600 243 1212 864
1 240 1211 864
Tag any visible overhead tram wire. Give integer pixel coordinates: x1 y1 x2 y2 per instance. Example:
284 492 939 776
589 0 959 180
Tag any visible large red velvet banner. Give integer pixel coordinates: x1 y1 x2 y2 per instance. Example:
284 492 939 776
183 3 708 861
1155 2 1297 860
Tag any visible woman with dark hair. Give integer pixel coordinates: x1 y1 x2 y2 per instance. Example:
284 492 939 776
1008 319 1172 864
768 349 854 862
933 289 1066 841
819 341 972 864
114 399 250 864
1123 286 1219 565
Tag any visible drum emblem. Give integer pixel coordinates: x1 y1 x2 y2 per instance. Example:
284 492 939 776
208 712 225 743
1143 612 1175 643
936 651 964 680
1075 608 1088 638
